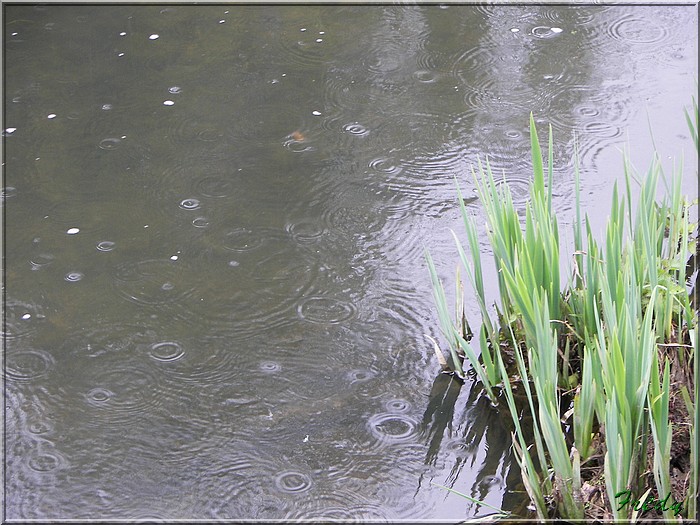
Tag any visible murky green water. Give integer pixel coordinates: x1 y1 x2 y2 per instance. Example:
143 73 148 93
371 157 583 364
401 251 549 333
4 4 697 520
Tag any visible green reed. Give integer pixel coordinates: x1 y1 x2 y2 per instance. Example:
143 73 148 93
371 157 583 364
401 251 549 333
426 108 696 519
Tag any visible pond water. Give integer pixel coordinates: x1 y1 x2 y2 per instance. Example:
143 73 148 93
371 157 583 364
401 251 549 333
4 4 697 521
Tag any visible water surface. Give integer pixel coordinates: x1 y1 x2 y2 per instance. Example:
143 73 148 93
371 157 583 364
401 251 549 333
4 4 697 520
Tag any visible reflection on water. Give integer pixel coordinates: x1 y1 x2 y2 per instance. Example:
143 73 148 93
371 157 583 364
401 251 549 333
4 4 697 520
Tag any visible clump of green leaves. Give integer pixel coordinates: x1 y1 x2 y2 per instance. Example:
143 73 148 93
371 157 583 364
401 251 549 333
427 108 696 520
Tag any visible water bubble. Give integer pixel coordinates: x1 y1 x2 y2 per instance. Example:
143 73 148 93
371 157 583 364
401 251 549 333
311 110 322 116
551 27 563 33
274 471 312 494
119 31 126 36
4 128 17 135
101 103 113 110
316 38 323 43
179 198 201 210
510 27 520 33
168 86 182 94
47 113 57 119
192 217 209 228
163 100 175 106
149 341 185 362
161 282 174 291
149 34 159 40
21 313 32 320
66 227 80 235
228 260 239 267
96 241 116 252
64 271 84 282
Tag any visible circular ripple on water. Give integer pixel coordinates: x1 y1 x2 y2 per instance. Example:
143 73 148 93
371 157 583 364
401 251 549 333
178 197 201 211
113 258 197 307
27 450 66 473
297 296 357 325
341 121 369 137
367 412 421 447
346 368 377 385
274 470 313 494
259 360 282 374
153 157 238 203
164 116 225 147
530 25 564 39
148 341 185 363
273 32 327 70
384 398 412 414
64 271 84 282
191 229 321 339
81 365 167 428
412 69 440 84
452 46 500 85
368 156 403 176
231 95 305 148
222 228 264 252
85 386 114 406
96 240 116 252
44 198 112 236
6 349 55 382
581 120 624 140
285 218 325 245
489 174 532 208
323 69 374 114
281 490 393 521
59 320 152 360
3 300 46 341
193 173 235 199
606 12 670 45
1 186 18 206
28 419 54 436
479 474 504 491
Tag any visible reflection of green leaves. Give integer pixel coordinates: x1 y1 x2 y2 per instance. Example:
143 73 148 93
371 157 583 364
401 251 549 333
430 481 511 517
